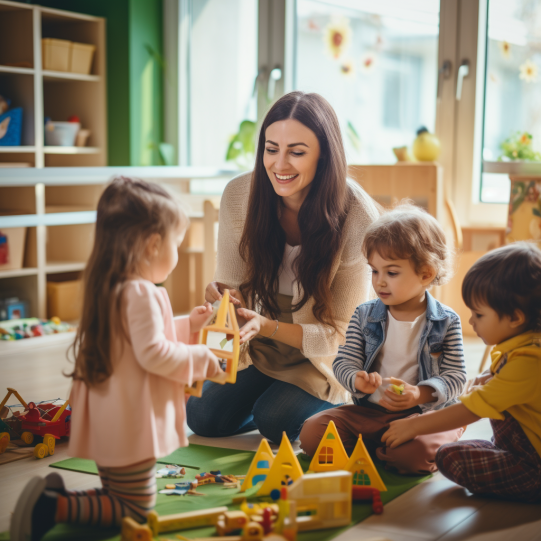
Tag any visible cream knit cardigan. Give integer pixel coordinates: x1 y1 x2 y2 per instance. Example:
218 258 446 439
215 172 379 404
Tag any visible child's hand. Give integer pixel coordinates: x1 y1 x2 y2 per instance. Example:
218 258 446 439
381 417 418 448
355 371 382 394
189 302 213 334
378 377 421 411
236 308 261 344
205 349 223 379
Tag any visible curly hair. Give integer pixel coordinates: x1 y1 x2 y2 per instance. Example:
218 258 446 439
362 202 453 287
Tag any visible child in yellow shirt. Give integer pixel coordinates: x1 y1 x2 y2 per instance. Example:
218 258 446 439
383 242 541 502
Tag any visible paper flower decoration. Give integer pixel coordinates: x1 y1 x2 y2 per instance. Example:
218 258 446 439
499 41 511 59
324 17 351 59
340 59 355 78
519 59 538 83
360 53 377 72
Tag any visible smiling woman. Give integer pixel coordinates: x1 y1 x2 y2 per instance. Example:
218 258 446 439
186 91 380 444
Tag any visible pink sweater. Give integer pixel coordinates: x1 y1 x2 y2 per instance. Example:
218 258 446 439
68 280 217 467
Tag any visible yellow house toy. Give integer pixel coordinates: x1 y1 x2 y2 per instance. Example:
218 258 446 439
308 421 349 472
241 438 275 492
257 432 303 496
344 434 387 492
185 289 240 397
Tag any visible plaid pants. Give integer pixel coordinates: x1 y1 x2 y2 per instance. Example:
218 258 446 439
436 414 541 503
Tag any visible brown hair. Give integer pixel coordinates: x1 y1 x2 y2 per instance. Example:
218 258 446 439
70 177 188 386
462 242 541 331
239 91 351 332
362 202 453 286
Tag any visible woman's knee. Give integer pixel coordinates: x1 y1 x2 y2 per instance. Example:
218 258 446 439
185 395 218 437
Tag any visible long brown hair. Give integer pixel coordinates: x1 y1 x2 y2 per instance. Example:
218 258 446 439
239 91 351 332
71 177 188 386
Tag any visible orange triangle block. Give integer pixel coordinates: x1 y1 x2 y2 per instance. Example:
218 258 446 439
240 438 275 492
344 434 387 492
308 421 349 472
257 432 303 496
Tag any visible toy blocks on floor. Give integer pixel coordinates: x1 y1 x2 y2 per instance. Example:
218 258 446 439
257 432 303 496
344 434 387 492
185 289 240 397
241 438 275 492
287 470 352 532
308 420 349 472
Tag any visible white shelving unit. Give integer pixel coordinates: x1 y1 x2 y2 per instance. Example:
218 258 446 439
0 167 237 320
0 0 106 169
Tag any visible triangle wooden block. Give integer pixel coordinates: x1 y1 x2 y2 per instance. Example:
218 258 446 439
308 420 349 472
240 438 275 492
257 432 303 496
344 434 387 492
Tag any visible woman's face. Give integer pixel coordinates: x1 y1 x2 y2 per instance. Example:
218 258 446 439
263 119 321 203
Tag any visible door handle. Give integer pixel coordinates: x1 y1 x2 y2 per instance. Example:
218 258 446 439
437 60 452 98
456 60 470 100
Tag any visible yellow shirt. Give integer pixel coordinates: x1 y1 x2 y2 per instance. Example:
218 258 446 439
460 331 541 457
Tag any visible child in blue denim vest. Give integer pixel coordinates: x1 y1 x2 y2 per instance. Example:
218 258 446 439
300 204 467 474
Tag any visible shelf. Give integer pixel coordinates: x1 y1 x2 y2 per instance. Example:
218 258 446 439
0 267 38 279
0 211 96 228
0 147 35 153
0 65 34 75
43 147 101 155
45 261 86 273
43 70 100 83
483 161 541 175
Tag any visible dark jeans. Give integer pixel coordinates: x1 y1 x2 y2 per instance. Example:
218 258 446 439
186 365 336 444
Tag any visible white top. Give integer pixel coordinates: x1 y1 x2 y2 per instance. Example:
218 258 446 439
279 243 301 296
368 310 426 405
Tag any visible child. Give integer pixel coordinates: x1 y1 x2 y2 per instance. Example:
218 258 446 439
10 177 222 541
383 242 541 502
300 204 467 474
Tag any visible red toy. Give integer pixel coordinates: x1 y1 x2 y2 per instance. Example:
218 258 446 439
351 486 383 514
0 388 71 459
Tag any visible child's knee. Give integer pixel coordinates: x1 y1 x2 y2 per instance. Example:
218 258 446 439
299 414 329 456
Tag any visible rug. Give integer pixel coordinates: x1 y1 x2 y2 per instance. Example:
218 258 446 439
0 444 430 541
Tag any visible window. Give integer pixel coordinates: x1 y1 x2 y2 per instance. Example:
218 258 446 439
318 446 334 464
256 460 270 469
480 0 541 203
294 0 440 164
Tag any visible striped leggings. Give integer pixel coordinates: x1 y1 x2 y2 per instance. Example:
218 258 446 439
55 458 156 527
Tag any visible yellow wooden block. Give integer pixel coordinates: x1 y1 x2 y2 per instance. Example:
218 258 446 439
241 438 274 492
344 434 387 492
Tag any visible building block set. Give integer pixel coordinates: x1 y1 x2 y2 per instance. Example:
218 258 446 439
121 423 388 541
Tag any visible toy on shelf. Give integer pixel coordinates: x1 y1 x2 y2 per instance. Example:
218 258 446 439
0 388 70 459
344 435 387 492
241 438 275 492
308 421 349 472
352 486 384 514
0 297 28 321
185 289 240 397
121 506 228 541
412 126 441 162
257 433 303 496
0 317 74 341
0 95 23 147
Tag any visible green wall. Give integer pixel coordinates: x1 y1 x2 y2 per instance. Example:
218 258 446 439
36 0 163 165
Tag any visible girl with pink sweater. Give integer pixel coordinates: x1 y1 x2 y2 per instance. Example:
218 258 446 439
10 177 221 541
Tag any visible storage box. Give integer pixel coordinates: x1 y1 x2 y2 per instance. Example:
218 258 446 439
70 42 95 75
0 227 27 271
44 121 81 146
0 107 23 146
47 278 82 321
42 38 71 72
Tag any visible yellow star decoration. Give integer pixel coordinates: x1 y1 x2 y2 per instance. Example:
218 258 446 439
519 59 539 83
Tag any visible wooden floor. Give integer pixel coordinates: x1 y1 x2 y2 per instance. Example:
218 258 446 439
1 336 540 540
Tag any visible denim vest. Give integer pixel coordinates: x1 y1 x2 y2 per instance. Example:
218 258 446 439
353 291 463 410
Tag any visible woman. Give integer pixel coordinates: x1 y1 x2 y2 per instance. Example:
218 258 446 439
186 91 379 443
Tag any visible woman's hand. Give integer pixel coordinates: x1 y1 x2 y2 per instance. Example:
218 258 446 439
378 377 422 411
189 302 213 334
236 308 265 344
381 417 418 448
354 371 382 394
205 281 244 307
